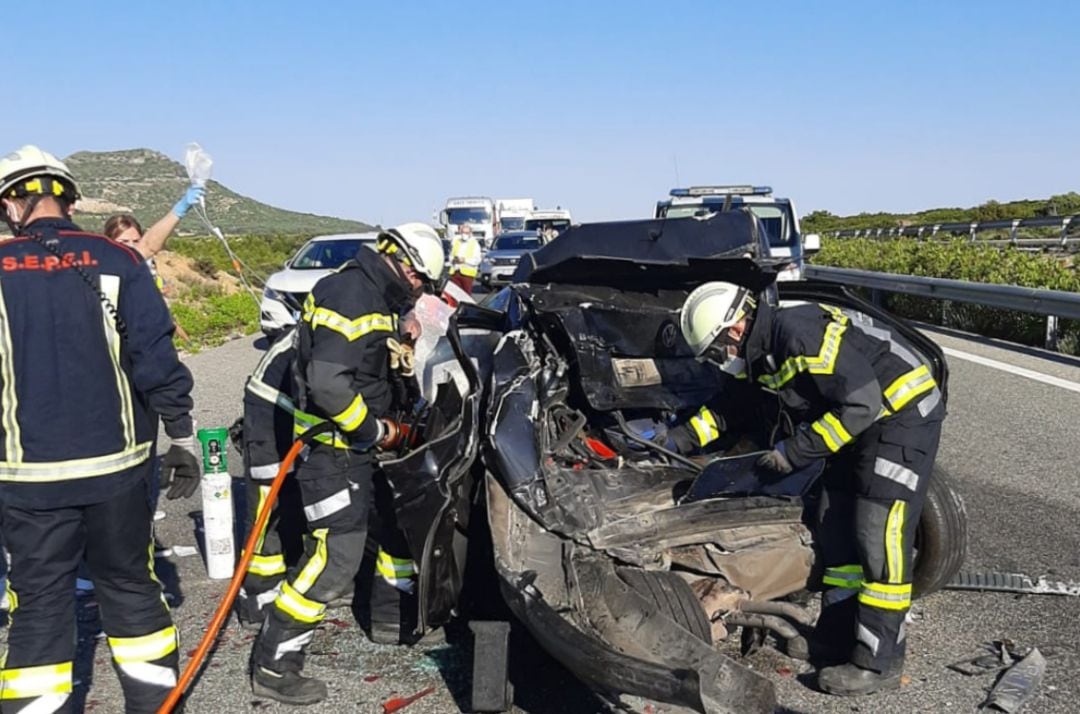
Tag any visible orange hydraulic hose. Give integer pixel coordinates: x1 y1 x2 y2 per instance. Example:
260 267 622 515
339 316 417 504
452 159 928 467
157 424 328 713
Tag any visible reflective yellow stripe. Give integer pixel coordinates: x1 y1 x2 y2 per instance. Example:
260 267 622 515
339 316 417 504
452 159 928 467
330 393 369 432
108 626 178 663
0 442 152 482
293 529 329 594
293 410 349 449
275 582 326 623
245 378 296 415
689 407 721 447
5 578 17 613
303 303 395 342
758 320 847 389
376 549 416 579
884 365 937 413
459 265 479 278
811 411 853 453
248 554 286 577
886 500 907 584
0 662 72 699
858 581 912 611
0 290 21 462
100 275 136 451
253 485 272 553
822 564 864 588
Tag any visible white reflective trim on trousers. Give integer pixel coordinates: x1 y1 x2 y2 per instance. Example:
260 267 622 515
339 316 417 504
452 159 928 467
17 694 70 714
255 583 282 609
897 622 907 644
874 457 919 492
303 488 352 522
274 630 315 661
250 462 291 481
857 623 881 656
117 662 177 688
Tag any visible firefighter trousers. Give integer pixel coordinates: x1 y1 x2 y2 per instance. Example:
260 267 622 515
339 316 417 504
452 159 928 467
815 406 943 672
237 443 304 623
0 469 177 714
252 445 375 674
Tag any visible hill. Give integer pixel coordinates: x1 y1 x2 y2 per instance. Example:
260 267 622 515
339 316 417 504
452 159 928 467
65 148 374 235
803 192 1080 234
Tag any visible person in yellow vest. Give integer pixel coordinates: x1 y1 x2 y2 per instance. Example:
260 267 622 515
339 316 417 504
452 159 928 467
448 226 482 293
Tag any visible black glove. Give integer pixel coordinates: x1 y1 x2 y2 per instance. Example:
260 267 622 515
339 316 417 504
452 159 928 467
756 443 794 476
160 435 201 499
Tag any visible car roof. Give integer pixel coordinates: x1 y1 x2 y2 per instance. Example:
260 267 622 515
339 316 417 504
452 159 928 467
308 232 381 242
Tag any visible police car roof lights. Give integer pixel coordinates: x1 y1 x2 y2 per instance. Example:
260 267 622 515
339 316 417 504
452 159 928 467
669 185 773 198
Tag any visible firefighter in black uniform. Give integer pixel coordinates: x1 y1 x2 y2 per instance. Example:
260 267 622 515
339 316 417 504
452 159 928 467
679 281 945 696
0 145 200 713
234 326 305 627
250 222 444 705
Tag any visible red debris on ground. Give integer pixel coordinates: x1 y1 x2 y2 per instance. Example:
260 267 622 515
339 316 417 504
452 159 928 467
776 667 794 678
324 618 351 628
363 674 380 683
382 686 436 713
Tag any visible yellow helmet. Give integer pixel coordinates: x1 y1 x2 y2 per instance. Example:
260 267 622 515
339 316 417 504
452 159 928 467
680 281 756 357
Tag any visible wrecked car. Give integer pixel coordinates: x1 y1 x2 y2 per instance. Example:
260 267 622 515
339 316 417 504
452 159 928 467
381 212 968 714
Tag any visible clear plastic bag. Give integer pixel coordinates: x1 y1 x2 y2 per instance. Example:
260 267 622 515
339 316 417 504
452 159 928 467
184 143 214 187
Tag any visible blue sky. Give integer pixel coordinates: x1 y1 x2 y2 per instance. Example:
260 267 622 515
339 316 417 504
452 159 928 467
5 1 1079 226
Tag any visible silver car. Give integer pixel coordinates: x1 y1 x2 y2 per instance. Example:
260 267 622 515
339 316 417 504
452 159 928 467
479 231 545 287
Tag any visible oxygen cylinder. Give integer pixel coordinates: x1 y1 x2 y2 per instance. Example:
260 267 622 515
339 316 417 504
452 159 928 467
197 427 235 579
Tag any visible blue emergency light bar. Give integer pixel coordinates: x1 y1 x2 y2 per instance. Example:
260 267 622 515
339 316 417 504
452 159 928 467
669 185 773 198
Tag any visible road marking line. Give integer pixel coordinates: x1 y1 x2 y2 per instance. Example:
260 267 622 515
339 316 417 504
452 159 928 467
942 346 1080 395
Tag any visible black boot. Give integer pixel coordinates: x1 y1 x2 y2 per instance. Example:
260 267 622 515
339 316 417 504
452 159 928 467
251 666 328 705
818 661 902 696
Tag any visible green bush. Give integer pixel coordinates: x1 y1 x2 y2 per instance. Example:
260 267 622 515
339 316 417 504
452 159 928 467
171 234 311 283
812 238 1080 353
171 289 260 351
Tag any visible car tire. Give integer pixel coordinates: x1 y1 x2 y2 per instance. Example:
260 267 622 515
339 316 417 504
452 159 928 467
616 568 712 645
912 465 968 598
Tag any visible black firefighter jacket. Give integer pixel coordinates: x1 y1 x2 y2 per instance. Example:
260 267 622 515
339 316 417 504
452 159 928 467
293 248 414 449
672 302 943 467
0 218 194 507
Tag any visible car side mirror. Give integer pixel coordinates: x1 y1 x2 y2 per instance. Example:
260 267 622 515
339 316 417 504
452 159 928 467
803 233 821 253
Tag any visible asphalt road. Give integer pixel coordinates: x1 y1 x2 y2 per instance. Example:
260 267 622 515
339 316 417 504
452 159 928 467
8 325 1080 714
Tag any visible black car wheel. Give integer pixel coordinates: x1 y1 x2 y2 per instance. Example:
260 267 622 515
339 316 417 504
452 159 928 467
616 568 713 645
912 466 968 598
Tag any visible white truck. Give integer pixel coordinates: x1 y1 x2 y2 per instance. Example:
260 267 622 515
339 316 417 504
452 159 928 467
653 185 820 281
496 198 535 232
440 196 499 248
523 208 573 241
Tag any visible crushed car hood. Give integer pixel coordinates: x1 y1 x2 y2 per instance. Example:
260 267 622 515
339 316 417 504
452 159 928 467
512 211 783 289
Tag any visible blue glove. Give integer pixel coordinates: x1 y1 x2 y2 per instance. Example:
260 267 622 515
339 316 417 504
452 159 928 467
173 185 205 218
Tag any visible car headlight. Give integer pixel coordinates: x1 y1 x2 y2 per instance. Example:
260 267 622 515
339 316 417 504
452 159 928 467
263 286 282 301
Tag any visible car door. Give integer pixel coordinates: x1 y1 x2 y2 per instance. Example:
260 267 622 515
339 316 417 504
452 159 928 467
379 304 506 631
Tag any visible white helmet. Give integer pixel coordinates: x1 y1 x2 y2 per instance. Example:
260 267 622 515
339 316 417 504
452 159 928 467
0 145 80 203
377 221 446 283
680 281 757 357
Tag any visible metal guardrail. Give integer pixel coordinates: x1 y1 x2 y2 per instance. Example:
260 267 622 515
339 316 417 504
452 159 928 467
805 265 1080 349
827 214 1079 244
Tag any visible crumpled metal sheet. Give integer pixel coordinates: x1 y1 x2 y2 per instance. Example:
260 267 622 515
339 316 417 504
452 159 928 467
945 571 1080 597
982 647 1046 712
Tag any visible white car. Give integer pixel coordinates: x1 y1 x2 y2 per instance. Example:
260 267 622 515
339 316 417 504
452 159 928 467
259 232 380 336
